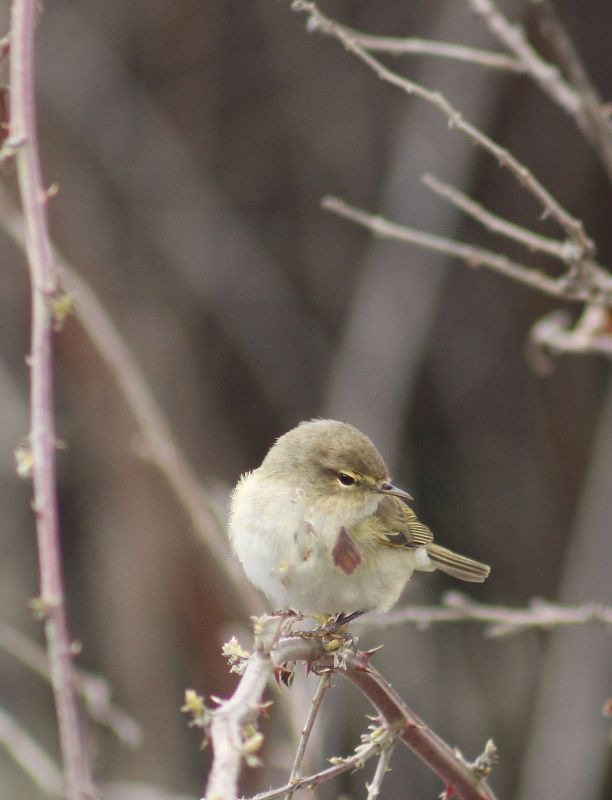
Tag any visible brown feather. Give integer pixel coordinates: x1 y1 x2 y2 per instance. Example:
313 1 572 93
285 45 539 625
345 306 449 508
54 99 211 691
426 543 490 583
373 497 434 549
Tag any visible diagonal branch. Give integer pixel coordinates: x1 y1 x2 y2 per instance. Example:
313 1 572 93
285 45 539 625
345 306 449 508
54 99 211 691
291 0 595 261
529 0 612 182
321 195 609 302
0 706 64 798
421 173 583 264
468 0 580 118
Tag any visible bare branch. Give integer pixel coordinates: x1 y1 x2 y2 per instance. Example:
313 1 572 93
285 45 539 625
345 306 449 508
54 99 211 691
529 0 612 181
361 591 612 635
422 173 583 264
8 2 94 797
468 0 580 118
321 21 523 72
291 0 595 260
322 195 599 301
0 706 64 797
341 651 497 800
284 673 331 800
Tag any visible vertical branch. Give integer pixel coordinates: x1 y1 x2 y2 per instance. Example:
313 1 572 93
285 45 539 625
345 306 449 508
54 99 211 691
8 2 94 798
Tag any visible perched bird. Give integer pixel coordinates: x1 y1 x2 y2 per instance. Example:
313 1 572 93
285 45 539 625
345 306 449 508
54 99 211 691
229 419 489 616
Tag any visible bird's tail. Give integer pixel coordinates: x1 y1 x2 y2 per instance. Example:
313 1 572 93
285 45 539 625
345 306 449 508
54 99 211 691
426 543 490 583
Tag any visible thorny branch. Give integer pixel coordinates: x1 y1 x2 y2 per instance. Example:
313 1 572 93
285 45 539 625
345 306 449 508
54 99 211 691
6 2 94 797
194 617 498 800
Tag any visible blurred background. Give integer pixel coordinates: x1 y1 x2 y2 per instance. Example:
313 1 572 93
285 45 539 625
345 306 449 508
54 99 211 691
0 1 610 799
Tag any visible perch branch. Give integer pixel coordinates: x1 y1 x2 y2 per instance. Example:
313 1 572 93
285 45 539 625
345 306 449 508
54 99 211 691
7 2 94 797
203 620 497 800
291 0 595 260
361 591 612 636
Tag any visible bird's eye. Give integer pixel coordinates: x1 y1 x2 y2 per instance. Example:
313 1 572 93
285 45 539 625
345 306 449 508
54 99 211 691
337 472 356 487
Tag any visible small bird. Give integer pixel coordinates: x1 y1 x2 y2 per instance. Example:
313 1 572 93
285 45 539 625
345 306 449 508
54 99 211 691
228 419 490 616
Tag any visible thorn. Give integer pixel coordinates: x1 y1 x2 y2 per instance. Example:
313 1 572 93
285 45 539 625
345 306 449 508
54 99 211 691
361 644 384 662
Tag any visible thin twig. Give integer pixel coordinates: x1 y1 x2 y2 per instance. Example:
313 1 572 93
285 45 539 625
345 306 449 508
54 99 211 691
322 195 609 302
0 622 142 747
529 0 612 182
422 173 583 263
322 21 523 72
291 0 595 260
0 706 64 797
360 590 612 635
365 736 395 800
8 2 94 798
284 673 331 800
468 0 580 118
247 724 395 800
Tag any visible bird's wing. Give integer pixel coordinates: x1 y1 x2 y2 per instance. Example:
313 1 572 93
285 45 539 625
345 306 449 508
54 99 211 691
372 496 434 549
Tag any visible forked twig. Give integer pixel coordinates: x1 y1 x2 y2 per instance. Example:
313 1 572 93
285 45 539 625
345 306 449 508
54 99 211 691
421 173 582 263
321 195 599 301
291 0 595 261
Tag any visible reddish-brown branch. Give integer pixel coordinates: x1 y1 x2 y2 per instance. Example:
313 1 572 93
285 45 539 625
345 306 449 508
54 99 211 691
341 652 496 800
206 626 497 800
8 1 94 798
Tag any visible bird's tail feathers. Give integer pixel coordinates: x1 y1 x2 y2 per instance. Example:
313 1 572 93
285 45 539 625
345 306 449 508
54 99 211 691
426 543 490 583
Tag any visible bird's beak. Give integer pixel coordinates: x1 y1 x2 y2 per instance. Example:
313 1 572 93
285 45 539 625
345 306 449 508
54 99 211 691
377 481 413 502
